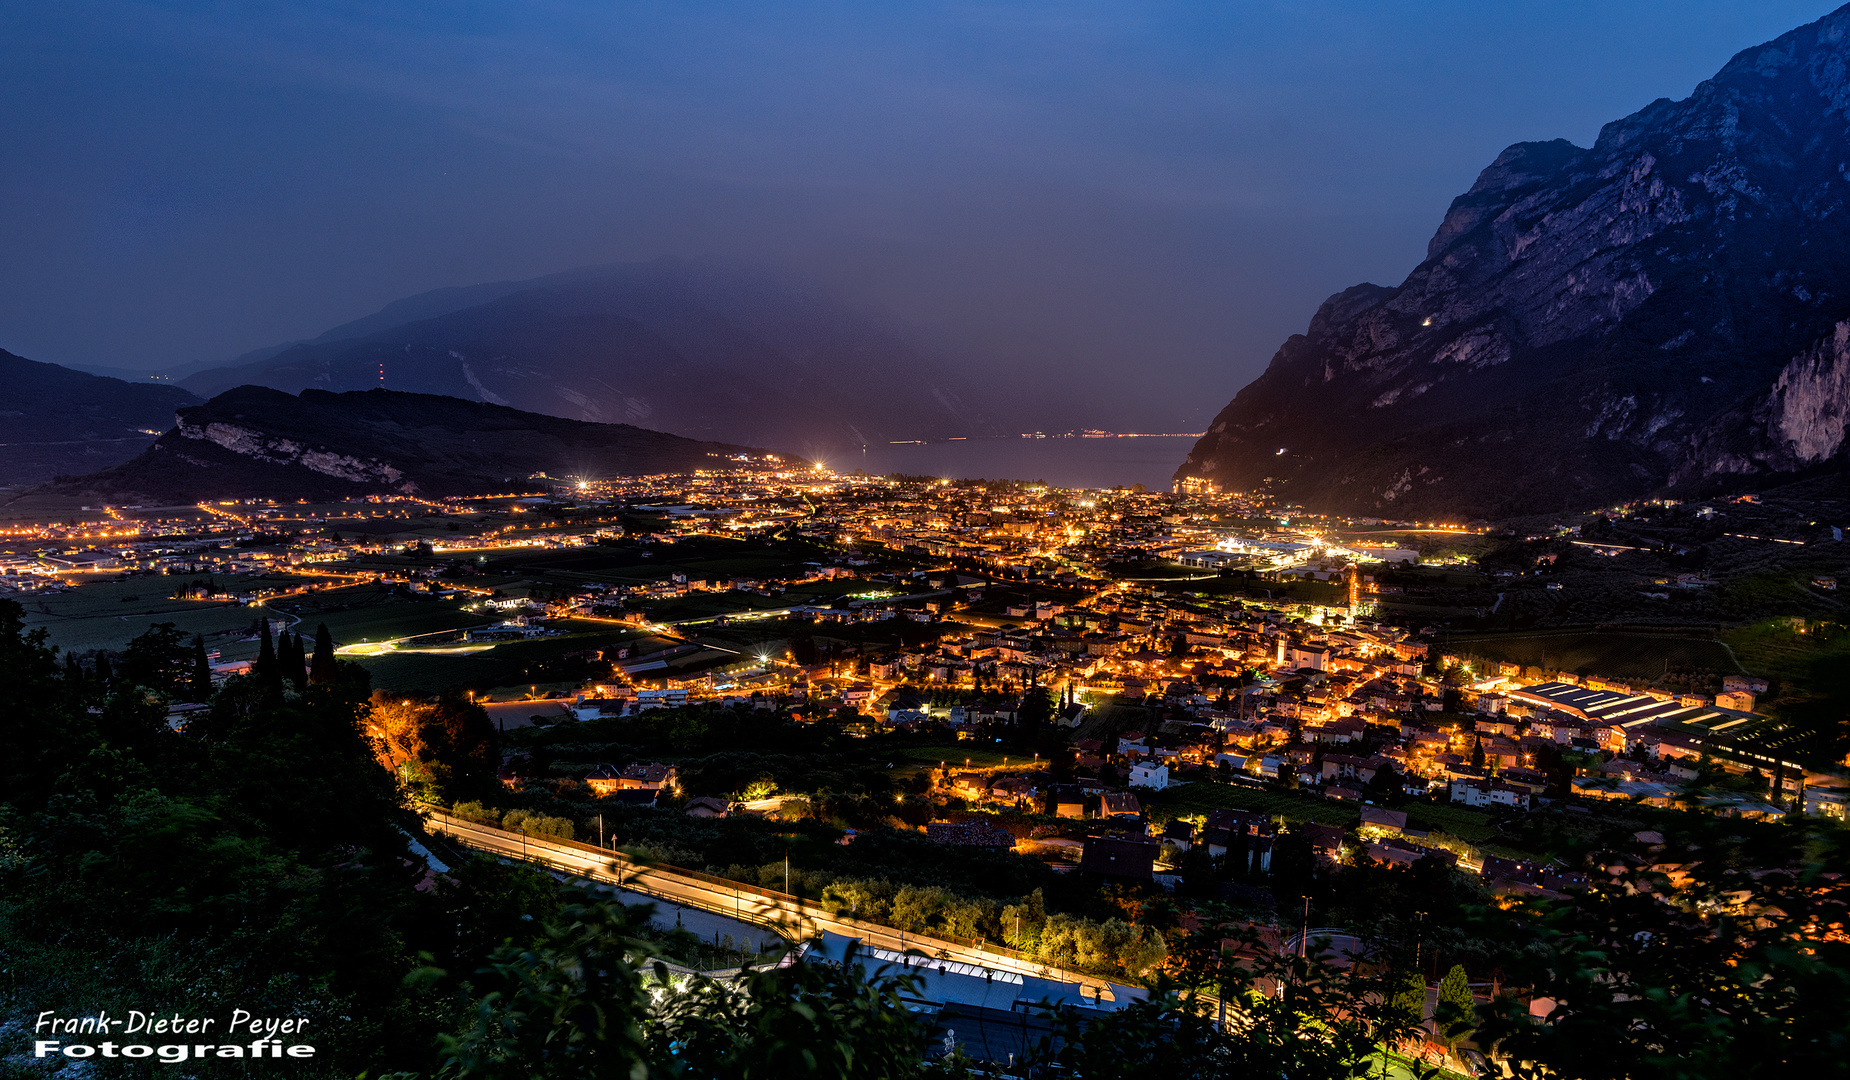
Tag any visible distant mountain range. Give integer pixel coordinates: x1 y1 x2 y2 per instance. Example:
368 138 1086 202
179 261 999 462
50 385 777 504
0 349 201 486
1178 5 1850 518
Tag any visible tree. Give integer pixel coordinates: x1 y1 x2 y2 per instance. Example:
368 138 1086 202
434 894 934 1079
1018 684 1054 745
310 622 338 685
787 615 817 665
371 692 500 805
1035 933 1422 1080
1470 736 1486 769
0 598 430 1074
276 629 297 690
284 630 308 692
189 635 213 702
1473 821 1850 1079
1390 968 1428 1032
1363 760 1404 805
255 619 280 694
119 622 194 697
1436 964 1474 1048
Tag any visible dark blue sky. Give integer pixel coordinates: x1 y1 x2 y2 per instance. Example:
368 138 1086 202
0 1 1834 429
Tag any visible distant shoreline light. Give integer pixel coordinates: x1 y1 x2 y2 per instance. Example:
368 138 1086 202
887 432 1203 444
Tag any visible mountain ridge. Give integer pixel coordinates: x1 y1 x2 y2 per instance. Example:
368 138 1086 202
46 385 782 504
0 349 202 487
1177 4 1850 517
180 261 998 460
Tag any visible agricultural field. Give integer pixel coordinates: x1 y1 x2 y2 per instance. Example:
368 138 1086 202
1723 617 1850 685
1148 779 1501 843
478 536 838 588
271 582 499 645
353 625 659 693
1441 630 1743 684
890 744 1017 770
19 572 314 653
1400 802 1499 843
640 591 798 624
1724 617 1850 766
1145 780 1364 829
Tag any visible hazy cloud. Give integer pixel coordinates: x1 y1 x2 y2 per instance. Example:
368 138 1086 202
0 0 1833 429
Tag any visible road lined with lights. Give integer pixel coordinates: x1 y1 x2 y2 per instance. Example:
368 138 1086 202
424 809 1143 1003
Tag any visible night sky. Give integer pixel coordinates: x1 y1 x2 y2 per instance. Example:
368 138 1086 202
0 1 1833 430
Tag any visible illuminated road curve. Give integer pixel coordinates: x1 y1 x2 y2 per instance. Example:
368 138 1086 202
424 809 1141 1004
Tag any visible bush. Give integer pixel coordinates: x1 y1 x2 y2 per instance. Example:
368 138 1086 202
452 800 500 826
502 808 575 841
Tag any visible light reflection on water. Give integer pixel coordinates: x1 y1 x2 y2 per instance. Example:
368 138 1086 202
822 436 1197 491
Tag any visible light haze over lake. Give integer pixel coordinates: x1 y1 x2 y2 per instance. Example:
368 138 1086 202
835 436 1196 491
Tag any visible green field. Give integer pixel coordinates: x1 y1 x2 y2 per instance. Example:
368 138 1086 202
1400 802 1498 843
1147 780 1500 841
891 744 1017 769
1442 630 1743 682
1724 618 1850 766
1146 781 1364 828
305 597 497 644
1723 618 1850 684
19 574 313 653
354 626 656 692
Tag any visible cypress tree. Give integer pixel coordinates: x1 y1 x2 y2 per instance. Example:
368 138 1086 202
94 652 112 688
274 630 291 680
285 631 308 692
256 621 280 693
1470 736 1486 769
190 635 213 702
309 623 338 686
64 652 83 686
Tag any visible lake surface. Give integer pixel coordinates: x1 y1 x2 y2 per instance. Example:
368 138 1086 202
829 436 1197 491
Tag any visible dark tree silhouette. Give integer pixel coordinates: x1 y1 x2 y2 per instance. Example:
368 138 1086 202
309 622 338 685
189 635 213 702
255 620 281 695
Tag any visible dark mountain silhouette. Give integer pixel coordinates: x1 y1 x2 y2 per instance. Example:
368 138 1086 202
0 349 201 486
182 261 997 462
1179 5 1850 517
56 385 783 503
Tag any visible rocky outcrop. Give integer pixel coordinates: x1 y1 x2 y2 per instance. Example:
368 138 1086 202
1678 319 1850 481
1770 326 1850 464
177 418 410 488
1179 5 1850 516
58 385 778 503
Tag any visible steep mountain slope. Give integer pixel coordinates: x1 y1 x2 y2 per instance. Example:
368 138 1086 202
0 349 201 486
1178 5 1850 517
182 262 996 460
59 385 780 503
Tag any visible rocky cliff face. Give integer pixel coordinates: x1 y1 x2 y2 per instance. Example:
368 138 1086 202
1179 5 1850 516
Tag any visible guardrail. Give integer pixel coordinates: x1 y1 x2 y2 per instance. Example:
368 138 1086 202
426 809 806 937
422 808 1138 991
